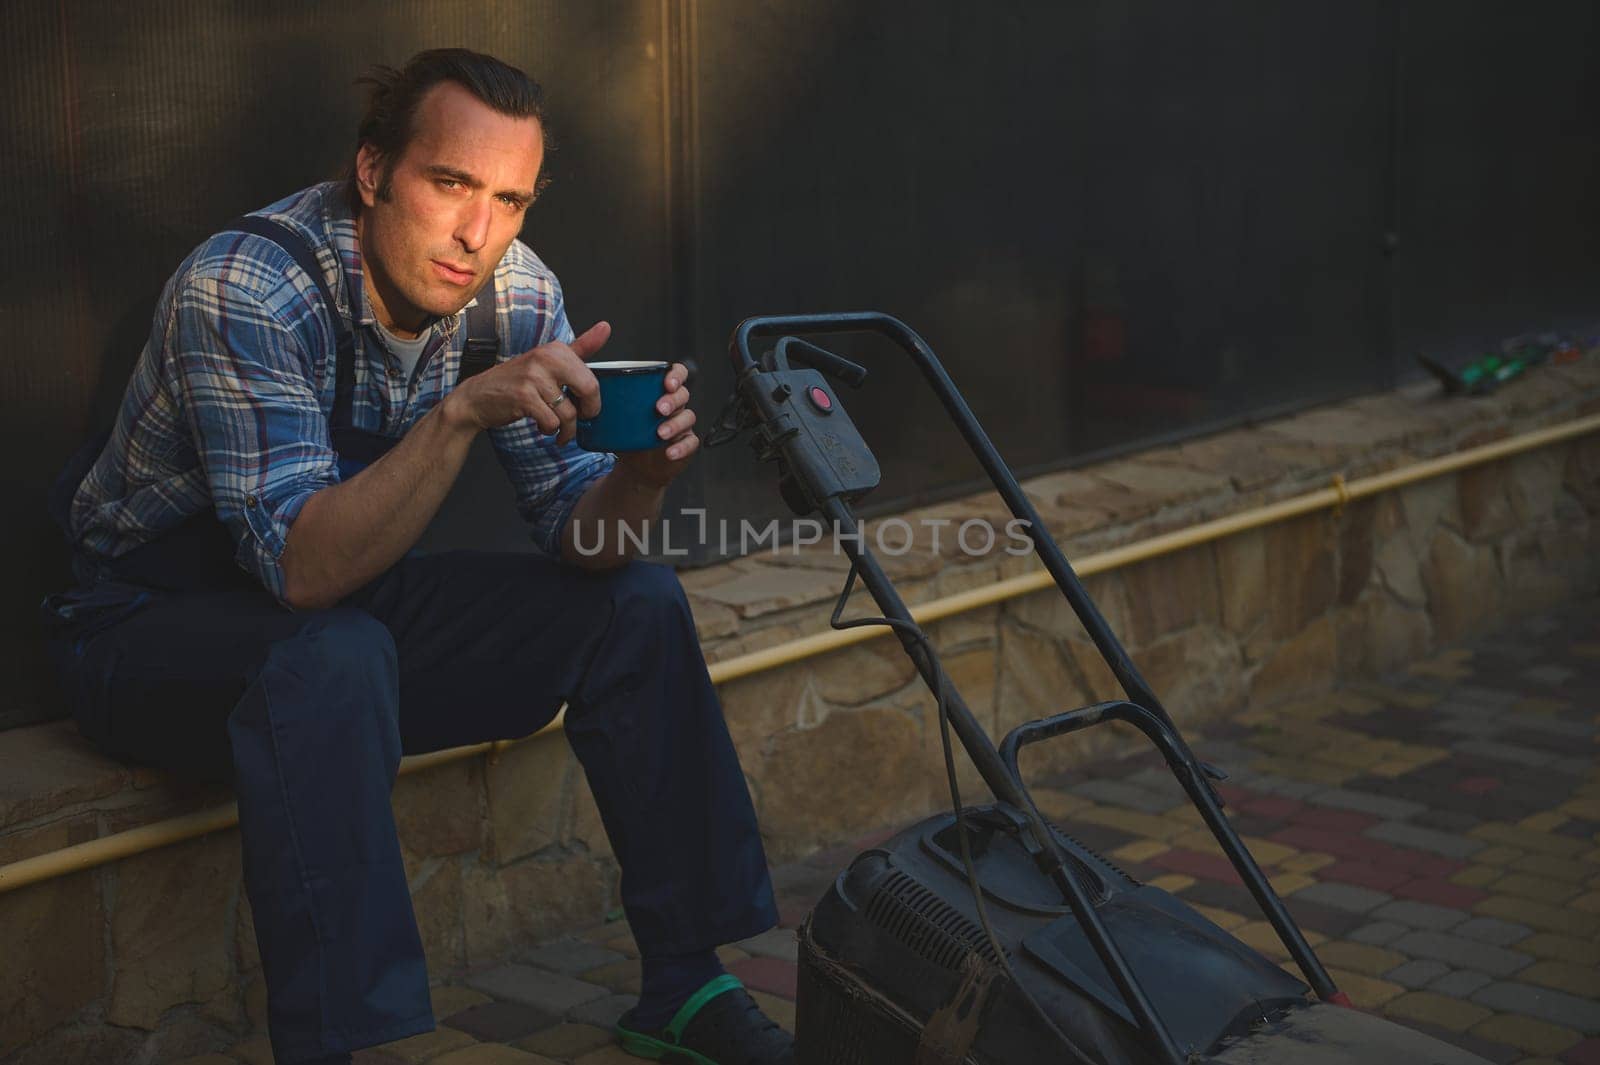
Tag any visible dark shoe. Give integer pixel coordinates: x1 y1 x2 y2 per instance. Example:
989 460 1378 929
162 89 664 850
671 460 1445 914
616 973 795 1065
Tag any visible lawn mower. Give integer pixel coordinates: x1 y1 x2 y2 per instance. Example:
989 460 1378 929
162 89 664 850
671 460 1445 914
708 313 1491 1064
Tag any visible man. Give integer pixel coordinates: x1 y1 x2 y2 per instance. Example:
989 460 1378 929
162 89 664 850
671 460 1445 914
43 49 792 1065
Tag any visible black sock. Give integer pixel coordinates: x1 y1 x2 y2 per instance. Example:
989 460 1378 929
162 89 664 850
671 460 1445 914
632 949 726 1031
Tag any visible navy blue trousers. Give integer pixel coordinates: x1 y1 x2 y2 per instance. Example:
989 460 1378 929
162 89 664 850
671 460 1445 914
46 550 778 1064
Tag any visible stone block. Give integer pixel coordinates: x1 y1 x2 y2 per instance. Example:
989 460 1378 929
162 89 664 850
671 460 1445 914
567 992 635 1029
0 870 106 1057
1322 967 1404 1009
514 1022 614 1060
1292 881 1391 914
1505 449 1566 525
1334 589 1433 679
1216 528 1267 646
692 564 842 619
1370 900 1468 931
1489 872 1580 906
229 1034 275 1065
0 811 98 867
1117 544 1221 646
383 1025 479 1063
1428 970 1493 998
1390 931 1532 978
1364 820 1484 860
1467 1013 1583 1057
1137 625 1245 728
486 732 571 866
813 639 918 707
993 624 1101 776
1373 528 1427 608
1315 940 1407 977
1349 920 1410 946
432 1045 556 1064
0 722 129 831
1262 514 1338 640
465 964 608 1014
565 770 616 863
1423 529 1503 643
523 938 627 976
434 985 493 1021
445 999 557 1043
1382 990 1493 1032
1093 459 1234 515
1250 615 1336 707
1337 497 1379 606
1453 917 1532 948
463 855 611 967
1563 433 1600 514
108 831 239 1029
1457 462 1518 542
395 758 485 860
685 595 739 640
1308 787 1425 821
1384 959 1452 990
411 858 466 974
578 960 639 995
754 707 929 863
1518 961 1600 1000
715 659 818 757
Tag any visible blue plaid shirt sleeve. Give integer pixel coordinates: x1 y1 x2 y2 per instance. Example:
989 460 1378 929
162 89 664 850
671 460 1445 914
165 267 340 601
487 276 616 557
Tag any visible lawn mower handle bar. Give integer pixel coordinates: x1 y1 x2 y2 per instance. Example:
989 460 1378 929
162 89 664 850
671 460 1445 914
730 312 1176 733
1001 701 1337 1000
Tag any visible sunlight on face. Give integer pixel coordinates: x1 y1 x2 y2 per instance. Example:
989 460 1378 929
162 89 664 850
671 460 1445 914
355 81 544 335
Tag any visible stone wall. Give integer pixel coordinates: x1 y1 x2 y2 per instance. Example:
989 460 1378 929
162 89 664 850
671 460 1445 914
2 351 1597 1062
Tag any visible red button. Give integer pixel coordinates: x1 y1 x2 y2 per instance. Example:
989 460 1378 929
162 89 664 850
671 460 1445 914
808 386 833 412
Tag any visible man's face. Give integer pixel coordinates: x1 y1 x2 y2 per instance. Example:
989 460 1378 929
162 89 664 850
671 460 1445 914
354 81 544 335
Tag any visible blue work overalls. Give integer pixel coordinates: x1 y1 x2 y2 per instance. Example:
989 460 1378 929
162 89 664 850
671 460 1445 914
40 219 777 1064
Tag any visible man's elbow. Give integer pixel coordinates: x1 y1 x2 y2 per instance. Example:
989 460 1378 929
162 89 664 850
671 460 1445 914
279 550 338 611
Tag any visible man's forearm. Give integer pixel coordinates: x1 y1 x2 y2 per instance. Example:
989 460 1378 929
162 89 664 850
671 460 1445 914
279 396 478 609
560 464 668 569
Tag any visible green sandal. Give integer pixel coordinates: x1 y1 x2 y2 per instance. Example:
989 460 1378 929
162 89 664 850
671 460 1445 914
615 973 795 1065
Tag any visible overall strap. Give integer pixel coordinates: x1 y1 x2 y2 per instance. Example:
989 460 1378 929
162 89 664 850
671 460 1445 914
223 215 358 428
460 278 500 380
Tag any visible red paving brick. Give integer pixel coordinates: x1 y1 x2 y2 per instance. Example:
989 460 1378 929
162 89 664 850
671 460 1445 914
1391 877 1488 909
1215 782 1257 805
729 955 799 999
1454 776 1503 795
1317 860 1413 892
1269 825 1392 863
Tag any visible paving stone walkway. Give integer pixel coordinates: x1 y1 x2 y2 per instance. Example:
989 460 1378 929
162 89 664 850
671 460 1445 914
190 596 1599 1065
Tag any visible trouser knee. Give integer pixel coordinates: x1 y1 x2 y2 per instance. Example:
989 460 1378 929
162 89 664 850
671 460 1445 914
234 607 401 771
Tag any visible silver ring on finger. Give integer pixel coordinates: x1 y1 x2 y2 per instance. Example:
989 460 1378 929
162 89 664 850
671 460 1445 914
548 390 568 409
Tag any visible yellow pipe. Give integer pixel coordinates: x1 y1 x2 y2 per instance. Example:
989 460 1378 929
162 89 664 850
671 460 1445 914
2 411 1596 896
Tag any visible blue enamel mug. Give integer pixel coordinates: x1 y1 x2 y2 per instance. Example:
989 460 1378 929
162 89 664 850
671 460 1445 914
576 361 670 452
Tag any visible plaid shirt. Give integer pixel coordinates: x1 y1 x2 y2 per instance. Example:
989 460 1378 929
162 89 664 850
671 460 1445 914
69 181 615 602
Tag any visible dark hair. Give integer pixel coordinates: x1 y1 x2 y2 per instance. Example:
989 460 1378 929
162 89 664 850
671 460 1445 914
345 48 550 206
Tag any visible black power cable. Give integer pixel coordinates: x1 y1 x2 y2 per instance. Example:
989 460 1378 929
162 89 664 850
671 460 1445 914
827 561 1100 1065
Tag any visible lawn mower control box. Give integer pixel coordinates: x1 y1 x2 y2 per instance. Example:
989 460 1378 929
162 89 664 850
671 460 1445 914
743 367 880 515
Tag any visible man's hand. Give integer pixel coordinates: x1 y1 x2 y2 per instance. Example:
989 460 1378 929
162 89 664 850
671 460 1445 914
445 321 611 443
612 362 698 488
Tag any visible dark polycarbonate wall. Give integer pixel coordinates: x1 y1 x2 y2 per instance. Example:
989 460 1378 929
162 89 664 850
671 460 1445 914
4 2 1597 728
1392 0 1600 360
